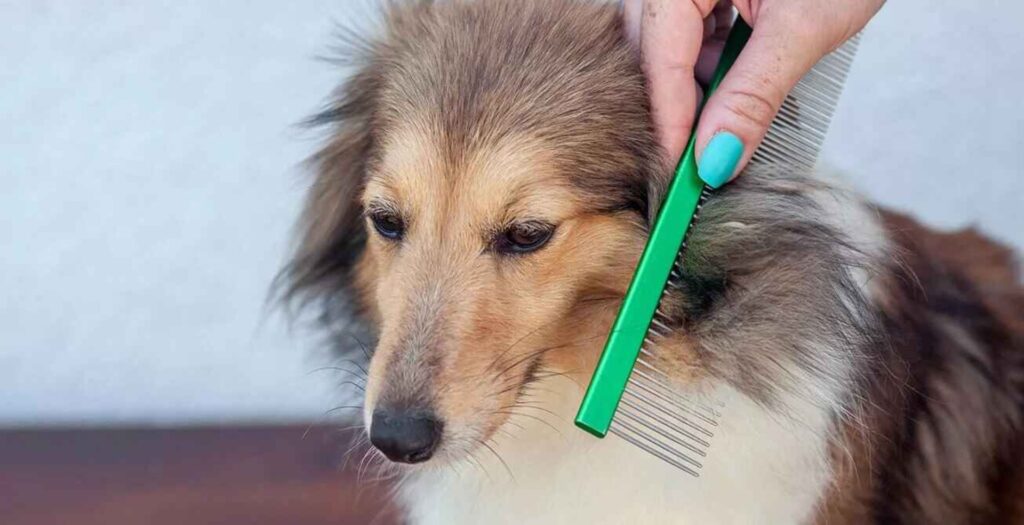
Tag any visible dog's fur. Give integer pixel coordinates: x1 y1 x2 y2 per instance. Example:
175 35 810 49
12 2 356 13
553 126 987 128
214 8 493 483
281 1 1024 523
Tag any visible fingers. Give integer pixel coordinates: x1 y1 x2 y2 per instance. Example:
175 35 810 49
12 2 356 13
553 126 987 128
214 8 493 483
694 1 883 187
640 0 718 166
694 2 735 85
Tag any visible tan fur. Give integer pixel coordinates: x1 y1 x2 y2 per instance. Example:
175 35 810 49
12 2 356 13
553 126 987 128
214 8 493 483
358 124 649 457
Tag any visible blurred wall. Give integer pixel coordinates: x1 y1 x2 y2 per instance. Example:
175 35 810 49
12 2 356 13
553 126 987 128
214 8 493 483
1 0 1021 426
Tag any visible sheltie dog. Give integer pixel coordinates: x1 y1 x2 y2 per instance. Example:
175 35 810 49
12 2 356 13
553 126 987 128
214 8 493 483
280 1 1024 522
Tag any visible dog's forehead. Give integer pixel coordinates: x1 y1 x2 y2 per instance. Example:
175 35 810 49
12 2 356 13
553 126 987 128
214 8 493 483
368 123 579 218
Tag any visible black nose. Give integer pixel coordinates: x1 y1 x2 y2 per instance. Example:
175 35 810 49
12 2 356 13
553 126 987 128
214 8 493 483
369 410 443 464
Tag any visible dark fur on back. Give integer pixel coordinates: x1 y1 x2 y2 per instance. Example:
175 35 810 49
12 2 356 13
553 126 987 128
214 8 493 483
820 213 1024 524
280 0 1024 522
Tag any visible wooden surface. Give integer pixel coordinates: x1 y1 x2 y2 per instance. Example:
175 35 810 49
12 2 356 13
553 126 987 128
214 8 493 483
0 425 400 525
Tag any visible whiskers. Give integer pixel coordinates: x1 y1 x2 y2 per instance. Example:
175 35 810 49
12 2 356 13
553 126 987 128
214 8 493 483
356 444 404 484
468 329 607 473
305 322 605 492
303 351 391 483
305 357 371 425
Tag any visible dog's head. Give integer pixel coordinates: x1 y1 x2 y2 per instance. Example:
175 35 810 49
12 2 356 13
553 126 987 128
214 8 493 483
283 0 875 466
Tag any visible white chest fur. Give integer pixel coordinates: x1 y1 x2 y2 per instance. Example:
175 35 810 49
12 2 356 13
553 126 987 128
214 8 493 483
398 377 836 525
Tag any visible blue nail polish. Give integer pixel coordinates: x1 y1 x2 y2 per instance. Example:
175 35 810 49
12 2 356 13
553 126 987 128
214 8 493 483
698 132 743 189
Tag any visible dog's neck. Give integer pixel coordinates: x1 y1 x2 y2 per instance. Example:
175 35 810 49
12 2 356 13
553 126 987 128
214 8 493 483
397 374 840 524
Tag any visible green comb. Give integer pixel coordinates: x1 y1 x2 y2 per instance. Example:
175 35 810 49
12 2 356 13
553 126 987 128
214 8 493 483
575 18 860 475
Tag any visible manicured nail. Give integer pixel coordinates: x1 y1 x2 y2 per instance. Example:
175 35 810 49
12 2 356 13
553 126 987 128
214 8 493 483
698 132 743 189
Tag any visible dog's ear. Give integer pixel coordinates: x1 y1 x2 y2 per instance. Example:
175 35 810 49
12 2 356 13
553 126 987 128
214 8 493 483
278 52 380 321
663 168 879 406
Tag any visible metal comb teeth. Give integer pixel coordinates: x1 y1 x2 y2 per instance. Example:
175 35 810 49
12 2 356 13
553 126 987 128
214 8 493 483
749 34 860 173
609 300 722 476
607 34 861 476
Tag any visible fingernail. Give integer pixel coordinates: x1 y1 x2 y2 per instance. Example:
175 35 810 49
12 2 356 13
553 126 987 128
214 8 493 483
698 132 743 189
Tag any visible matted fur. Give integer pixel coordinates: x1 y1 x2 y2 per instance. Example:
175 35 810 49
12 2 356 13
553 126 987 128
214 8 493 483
280 0 1024 523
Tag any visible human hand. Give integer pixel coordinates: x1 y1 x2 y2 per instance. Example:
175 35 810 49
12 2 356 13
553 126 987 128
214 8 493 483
624 0 884 187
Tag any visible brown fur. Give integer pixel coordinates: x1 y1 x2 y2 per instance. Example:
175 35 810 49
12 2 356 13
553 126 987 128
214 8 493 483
818 212 1024 524
280 0 1024 522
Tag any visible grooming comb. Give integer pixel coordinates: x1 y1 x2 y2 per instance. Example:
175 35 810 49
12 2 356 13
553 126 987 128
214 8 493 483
574 18 860 475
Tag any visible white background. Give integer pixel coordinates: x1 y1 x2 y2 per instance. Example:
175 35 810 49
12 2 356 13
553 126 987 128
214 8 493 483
2 0 1021 426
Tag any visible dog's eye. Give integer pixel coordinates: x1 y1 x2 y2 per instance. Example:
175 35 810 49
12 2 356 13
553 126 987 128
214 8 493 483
494 222 555 254
370 211 405 241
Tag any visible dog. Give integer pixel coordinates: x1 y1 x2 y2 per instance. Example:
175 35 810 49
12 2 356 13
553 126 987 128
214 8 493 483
280 1 1024 522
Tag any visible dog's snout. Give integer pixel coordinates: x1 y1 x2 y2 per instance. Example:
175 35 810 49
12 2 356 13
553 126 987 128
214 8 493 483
370 409 443 464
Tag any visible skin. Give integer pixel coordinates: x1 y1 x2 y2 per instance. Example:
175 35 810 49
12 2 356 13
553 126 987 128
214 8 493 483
624 0 885 180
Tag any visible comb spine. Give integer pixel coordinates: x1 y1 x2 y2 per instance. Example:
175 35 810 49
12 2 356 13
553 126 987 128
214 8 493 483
574 19 753 438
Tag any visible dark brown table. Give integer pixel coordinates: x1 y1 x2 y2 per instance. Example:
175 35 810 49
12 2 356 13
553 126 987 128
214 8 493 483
0 425 400 525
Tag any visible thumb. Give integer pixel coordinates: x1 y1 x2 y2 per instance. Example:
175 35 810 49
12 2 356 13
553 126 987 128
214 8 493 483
694 11 831 188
